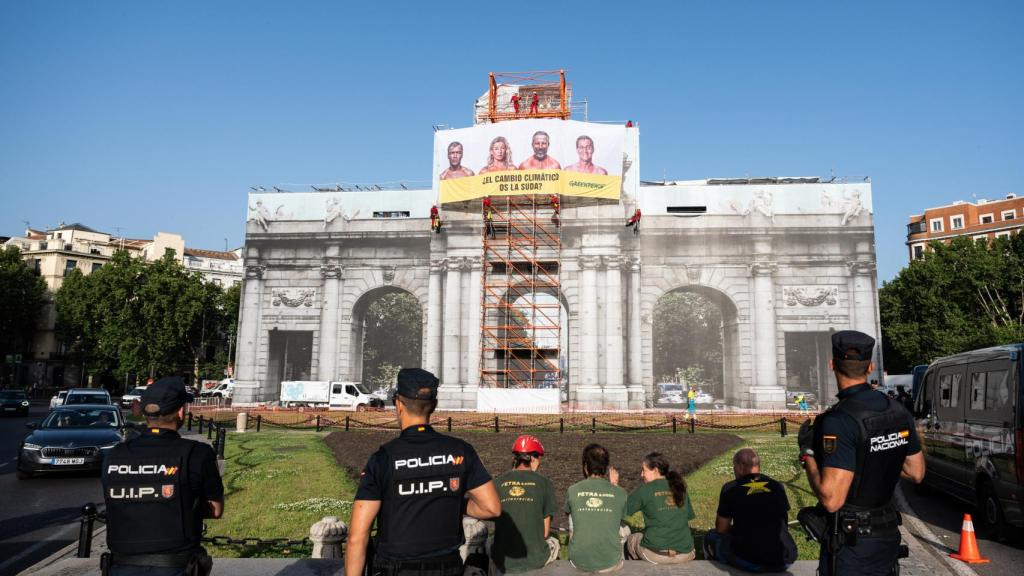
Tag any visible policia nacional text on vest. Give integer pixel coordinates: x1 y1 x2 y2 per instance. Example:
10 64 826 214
803 388 915 575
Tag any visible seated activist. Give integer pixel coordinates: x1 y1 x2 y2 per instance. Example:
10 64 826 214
565 444 629 573
623 452 696 564
703 448 796 573
489 435 559 575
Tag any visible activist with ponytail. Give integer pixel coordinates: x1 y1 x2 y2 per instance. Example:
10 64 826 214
623 452 697 564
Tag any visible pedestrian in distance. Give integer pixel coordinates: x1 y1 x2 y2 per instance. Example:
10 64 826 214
490 435 559 575
704 448 797 572
101 377 224 576
797 331 926 576
345 368 501 576
564 443 629 573
623 452 697 564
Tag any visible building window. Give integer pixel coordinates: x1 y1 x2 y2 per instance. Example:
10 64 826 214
930 218 944 233
1002 209 1015 220
980 214 994 224
372 211 411 218
32 259 41 274
950 215 965 230
91 263 102 273
213 278 223 286
907 221 927 235
913 245 924 259
995 231 1012 239
64 260 77 276
973 235 988 243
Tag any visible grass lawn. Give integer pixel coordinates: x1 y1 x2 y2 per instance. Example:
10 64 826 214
204 431 356 558
681 431 819 560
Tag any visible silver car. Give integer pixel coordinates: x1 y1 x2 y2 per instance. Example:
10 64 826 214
17 404 126 480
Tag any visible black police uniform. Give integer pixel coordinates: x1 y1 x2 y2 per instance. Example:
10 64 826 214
356 424 491 576
101 378 223 576
812 382 921 575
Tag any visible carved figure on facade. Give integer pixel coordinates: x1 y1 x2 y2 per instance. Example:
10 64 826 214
847 261 876 276
783 286 839 307
748 261 778 276
244 264 266 279
323 197 360 230
247 200 272 231
728 190 774 223
820 189 865 225
319 264 343 279
382 266 396 285
272 288 316 307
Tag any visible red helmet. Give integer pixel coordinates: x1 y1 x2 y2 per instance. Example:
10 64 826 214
512 435 544 456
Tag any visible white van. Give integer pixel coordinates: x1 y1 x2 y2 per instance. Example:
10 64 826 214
280 381 382 411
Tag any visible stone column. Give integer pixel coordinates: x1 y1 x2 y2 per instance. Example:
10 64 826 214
443 258 463 386
604 257 624 387
234 263 265 403
848 258 880 377
750 259 784 407
627 257 643 387
317 260 343 382
466 257 483 386
578 256 600 393
424 259 444 376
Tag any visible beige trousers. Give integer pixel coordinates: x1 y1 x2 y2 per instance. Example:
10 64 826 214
624 532 696 565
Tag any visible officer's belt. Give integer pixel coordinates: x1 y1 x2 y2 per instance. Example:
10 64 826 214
840 503 901 530
375 552 462 571
110 551 195 567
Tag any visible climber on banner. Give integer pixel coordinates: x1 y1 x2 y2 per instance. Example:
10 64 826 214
430 205 442 233
483 197 496 239
626 208 642 235
550 194 560 227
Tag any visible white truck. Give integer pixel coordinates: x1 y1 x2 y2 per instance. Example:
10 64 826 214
279 381 382 411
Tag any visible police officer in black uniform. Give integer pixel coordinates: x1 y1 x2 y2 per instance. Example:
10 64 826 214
345 368 501 576
101 377 224 576
798 331 926 575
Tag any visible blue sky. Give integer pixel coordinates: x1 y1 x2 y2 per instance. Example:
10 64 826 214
1 1 1021 281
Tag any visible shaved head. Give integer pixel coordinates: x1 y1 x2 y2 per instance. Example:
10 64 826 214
733 448 760 477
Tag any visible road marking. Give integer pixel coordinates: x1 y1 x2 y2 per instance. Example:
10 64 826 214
0 462 8 469
0 521 78 574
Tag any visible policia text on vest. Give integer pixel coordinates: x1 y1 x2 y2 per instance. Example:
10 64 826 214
345 369 502 576
101 377 224 576
797 331 926 576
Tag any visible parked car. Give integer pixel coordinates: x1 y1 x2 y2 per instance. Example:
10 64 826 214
1 390 31 417
17 404 125 479
49 390 68 409
63 388 113 406
914 344 1024 532
199 379 234 399
120 386 148 409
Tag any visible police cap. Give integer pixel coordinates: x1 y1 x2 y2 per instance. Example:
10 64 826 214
395 368 439 400
140 376 194 416
831 330 875 361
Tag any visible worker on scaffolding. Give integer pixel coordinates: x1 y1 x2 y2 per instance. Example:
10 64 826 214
484 197 496 239
510 93 520 115
430 205 442 234
549 194 560 227
626 208 642 235
529 93 540 115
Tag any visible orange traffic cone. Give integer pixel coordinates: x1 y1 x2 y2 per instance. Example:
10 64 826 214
949 514 990 564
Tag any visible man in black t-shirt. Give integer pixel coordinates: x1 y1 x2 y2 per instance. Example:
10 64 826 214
345 369 501 576
704 448 796 572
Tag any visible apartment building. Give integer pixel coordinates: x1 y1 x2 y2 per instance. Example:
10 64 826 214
906 193 1024 261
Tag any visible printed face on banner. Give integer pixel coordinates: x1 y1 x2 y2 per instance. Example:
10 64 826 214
433 120 625 203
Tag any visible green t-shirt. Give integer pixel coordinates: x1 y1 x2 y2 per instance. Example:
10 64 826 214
564 477 628 572
625 478 695 553
492 470 558 573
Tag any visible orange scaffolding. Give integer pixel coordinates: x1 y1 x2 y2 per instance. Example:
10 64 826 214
481 70 570 124
480 195 562 388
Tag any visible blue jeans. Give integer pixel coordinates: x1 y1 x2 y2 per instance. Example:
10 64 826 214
817 535 900 576
704 531 789 573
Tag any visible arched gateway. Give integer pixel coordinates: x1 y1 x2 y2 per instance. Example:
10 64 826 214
233 124 880 410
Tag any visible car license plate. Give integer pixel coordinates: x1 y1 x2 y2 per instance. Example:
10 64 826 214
51 458 85 465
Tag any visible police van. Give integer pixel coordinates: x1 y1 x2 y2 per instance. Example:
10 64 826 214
913 344 1024 531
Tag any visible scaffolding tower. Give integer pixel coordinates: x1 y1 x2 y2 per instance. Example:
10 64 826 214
480 195 562 389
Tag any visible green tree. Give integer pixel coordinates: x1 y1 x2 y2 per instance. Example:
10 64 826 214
881 235 1024 372
0 246 47 385
653 291 724 394
361 292 422 388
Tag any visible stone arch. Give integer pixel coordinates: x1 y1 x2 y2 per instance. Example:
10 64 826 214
484 283 569 395
648 279 743 407
348 285 424 386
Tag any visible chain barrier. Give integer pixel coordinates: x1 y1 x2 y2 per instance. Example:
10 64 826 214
202 535 311 550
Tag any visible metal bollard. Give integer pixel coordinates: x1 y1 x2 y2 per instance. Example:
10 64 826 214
780 417 787 437
77 503 97 558
689 417 695 434
447 416 452 432
316 415 321 432
345 416 350 432
494 416 499 433
216 427 226 459
560 418 564 434
256 414 262 432
187 412 193 431
672 416 677 434
197 415 204 435
207 421 214 440
591 417 596 434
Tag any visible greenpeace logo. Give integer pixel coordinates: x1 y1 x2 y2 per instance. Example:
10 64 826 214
869 430 910 453
107 464 178 476
394 454 463 470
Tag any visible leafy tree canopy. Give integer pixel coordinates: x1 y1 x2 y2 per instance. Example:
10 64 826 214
0 245 47 358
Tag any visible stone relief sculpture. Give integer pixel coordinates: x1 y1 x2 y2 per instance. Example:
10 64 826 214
271 288 316 307
729 190 774 223
821 190 864 225
783 286 839 307
323 197 360 229
247 200 272 231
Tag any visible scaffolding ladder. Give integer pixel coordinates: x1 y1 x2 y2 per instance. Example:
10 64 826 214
480 195 562 389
